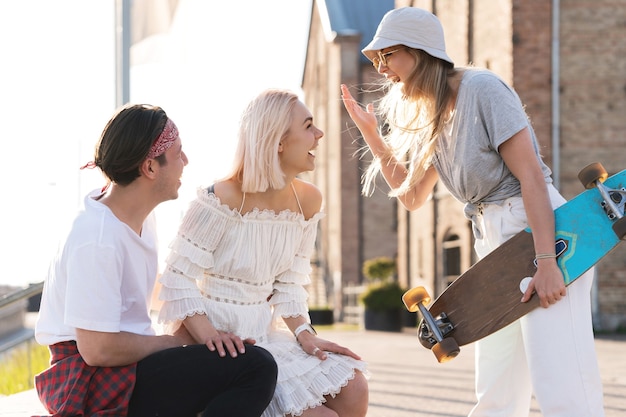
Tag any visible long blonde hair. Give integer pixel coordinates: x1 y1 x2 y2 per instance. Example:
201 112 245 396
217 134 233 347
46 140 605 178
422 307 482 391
362 49 455 197
224 89 300 192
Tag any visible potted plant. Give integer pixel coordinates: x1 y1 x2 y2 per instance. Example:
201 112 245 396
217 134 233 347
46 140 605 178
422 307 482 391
308 306 334 325
360 256 406 332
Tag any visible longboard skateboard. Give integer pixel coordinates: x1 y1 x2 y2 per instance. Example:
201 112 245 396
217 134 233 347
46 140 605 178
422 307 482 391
403 162 626 363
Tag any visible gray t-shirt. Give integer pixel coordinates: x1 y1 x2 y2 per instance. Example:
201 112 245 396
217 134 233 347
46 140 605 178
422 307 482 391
432 69 552 218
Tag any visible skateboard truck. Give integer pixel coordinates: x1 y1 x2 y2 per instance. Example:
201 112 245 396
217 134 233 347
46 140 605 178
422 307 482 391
579 162 626 240
418 312 454 346
403 286 461 363
599 187 625 220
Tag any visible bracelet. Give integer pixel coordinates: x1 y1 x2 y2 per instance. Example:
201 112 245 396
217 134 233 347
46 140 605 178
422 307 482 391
535 253 557 259
294 323 317 339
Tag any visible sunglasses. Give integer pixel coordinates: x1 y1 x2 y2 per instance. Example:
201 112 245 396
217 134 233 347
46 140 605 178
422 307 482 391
372 48 404 68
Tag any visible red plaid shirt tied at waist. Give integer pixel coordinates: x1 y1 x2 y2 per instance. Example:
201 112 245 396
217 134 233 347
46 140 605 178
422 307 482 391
33 341 137 417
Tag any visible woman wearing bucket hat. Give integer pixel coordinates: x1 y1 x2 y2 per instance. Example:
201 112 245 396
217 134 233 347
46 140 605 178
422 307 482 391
342 6 604 417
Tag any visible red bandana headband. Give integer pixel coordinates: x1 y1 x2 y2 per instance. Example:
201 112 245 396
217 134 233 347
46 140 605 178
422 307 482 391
147 118 179 159
80 117 179 171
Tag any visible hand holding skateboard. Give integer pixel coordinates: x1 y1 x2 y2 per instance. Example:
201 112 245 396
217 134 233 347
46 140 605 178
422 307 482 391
404 162 626 363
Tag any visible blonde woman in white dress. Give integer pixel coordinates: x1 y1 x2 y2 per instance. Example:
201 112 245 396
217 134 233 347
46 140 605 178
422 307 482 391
158 89 369 417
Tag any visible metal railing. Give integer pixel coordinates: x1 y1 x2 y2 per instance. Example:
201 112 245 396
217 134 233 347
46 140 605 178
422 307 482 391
0 282 43 309
342 284 366 326
0 282 43 353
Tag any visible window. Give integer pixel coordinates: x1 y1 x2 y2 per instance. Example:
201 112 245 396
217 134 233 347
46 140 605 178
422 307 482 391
443 234 461 287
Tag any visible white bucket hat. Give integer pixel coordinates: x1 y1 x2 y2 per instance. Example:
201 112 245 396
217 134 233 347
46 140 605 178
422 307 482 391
362 7 454 66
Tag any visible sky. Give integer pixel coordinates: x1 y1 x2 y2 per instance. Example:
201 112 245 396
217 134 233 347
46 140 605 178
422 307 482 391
0 0 313 287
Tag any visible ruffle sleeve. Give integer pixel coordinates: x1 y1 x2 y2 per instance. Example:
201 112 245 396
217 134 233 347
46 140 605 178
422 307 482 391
157 189 229 324
270 212 323 321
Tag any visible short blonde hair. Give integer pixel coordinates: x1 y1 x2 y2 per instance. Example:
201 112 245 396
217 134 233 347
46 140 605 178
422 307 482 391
225 89 300 192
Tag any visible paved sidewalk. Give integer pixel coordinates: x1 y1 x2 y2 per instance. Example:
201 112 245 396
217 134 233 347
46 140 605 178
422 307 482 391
326 328 626 417
1 327 624 416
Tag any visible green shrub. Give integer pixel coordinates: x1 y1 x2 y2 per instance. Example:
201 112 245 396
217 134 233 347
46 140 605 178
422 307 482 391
362 256 396 282
360 281 406 312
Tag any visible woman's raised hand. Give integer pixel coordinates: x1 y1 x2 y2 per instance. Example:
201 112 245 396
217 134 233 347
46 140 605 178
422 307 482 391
340 84 378 136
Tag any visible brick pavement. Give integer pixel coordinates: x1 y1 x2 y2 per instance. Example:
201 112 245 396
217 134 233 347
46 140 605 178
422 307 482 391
326 328 626 417
1 328 624 416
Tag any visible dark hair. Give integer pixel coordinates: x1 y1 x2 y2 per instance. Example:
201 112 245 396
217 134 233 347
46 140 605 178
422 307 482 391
94 104 168 185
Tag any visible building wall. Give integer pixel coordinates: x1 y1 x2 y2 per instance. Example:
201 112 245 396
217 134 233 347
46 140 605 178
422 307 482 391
304 0 626 329
303 2 399 314
558 1 626 330
357 69 401 268
397 0 626 330
510 0 551 157
302 4 334 307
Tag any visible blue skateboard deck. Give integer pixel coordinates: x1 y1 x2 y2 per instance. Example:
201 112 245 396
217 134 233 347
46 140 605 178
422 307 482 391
553 171 624 284
403 164 626 362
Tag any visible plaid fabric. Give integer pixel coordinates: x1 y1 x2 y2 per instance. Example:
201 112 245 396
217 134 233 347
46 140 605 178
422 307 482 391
33 341 137 417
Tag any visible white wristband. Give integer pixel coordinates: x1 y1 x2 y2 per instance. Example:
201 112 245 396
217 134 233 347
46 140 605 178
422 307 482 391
294 323 317 339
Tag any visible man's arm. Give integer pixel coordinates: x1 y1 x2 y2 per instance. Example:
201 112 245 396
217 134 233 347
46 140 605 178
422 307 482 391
76 326 194 367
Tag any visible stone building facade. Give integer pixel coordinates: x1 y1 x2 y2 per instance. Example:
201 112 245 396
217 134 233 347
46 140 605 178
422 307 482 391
302 0 398 318
303 0 626 330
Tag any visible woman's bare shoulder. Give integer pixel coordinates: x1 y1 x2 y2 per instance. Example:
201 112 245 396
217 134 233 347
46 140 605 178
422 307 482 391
212 179 243 211
293 178 323 219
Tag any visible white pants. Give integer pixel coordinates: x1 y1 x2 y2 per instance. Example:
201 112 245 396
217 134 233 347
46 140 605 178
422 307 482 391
469 185 605 417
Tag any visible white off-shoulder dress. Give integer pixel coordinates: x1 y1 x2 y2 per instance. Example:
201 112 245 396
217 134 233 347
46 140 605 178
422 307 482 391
158 186 367 417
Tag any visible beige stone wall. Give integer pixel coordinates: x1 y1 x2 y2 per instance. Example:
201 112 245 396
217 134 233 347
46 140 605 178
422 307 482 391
510 0 552 157
303 2 399 313
396 0 626 330
357 69 401 268
559 2 626 190
304 0 626 329
403 188 469 295
558 1 626 330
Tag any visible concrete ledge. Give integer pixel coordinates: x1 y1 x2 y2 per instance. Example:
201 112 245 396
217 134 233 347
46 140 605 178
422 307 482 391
0 389 47 417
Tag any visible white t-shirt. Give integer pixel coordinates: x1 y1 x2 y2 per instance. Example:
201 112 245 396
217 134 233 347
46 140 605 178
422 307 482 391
36 189 159 345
